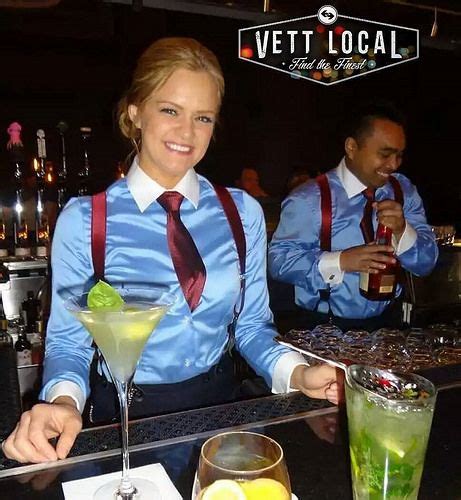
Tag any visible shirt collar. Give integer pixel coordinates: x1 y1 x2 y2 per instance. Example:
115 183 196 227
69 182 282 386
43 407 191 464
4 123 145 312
126 157 200 212
335 157 367 199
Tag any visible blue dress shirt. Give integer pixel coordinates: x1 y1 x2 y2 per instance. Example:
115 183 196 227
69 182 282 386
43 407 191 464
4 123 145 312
40 162 305 411
268 160 438 320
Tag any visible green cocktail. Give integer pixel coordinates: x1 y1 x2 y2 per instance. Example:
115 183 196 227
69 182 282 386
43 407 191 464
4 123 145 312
74 302 167 383
65 283 175 500
345 365 436 500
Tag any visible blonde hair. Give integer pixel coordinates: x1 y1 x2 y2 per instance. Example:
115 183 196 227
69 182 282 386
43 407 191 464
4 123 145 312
117 37 224 151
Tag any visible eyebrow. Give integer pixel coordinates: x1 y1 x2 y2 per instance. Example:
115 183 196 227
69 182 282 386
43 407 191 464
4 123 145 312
156 100 217 115
379 146 404 153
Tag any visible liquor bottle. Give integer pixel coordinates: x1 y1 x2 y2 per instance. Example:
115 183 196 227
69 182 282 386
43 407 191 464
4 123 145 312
35 129 50 257
21 290 40 334
6 122 24 162
7 122 31 257
359 224 399 301
56 121 69 211
0 307 12 347
15 324 32 366
78 126 92 196
36 129 47 180
31 318 45 364
0 209 8 257
13 192 31 257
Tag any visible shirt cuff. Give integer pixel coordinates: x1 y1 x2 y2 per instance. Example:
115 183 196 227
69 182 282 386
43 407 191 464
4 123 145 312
46 381 86 414
318 251 345 285
394 222 417 256
272 351 309 393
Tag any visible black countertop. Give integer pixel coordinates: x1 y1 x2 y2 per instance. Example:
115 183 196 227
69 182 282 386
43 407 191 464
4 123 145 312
0 386 460 500
0 346 21 438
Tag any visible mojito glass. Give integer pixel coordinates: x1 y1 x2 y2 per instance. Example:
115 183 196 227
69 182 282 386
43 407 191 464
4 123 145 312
345 365 436 500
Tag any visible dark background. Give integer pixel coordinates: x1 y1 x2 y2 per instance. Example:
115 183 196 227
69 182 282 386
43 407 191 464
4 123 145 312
0 0 459 228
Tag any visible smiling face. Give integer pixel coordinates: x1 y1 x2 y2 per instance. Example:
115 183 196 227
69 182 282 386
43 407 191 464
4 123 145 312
128 68 220 188
345 118 406 189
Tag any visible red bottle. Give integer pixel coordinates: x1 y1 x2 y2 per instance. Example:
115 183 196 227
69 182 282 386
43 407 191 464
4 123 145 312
359 224 399 301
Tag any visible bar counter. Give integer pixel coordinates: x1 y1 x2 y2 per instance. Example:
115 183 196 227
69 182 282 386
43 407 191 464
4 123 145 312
1 377 460 499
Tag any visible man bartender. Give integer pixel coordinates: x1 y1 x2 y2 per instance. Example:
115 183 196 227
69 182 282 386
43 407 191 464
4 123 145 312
268 102 438 331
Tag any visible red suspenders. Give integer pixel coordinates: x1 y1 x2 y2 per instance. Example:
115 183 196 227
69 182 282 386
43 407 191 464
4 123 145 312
316 174 332 252
90 186 246 331
213 184 246 278
91 191 107 282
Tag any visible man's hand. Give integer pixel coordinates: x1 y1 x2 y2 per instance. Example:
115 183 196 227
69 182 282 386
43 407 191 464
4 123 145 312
2 396 82 464
290 364 343 405
374 199 405 241
340 244 396 273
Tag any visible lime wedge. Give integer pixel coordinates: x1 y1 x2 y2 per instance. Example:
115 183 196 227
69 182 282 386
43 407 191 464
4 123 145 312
87 280 124 310
381 438 406 459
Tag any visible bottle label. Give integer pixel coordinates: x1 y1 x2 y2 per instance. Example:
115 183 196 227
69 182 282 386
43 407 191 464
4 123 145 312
359 272 369 291
360 272 396 295
0 249 8 257
17 349 32 366
15 247 31 257
36 246 48 257
379 274 396 294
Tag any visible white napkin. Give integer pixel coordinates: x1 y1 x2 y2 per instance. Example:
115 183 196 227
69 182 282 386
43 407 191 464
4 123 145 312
62 463 182 499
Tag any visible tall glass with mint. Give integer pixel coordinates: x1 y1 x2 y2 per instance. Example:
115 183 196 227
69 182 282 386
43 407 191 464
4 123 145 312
345 365 436 500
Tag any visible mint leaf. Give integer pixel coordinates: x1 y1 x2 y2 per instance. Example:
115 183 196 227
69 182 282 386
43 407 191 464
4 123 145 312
87 280 124 310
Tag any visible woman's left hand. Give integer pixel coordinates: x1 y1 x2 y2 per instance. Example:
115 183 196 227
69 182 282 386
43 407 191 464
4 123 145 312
290 364 344 405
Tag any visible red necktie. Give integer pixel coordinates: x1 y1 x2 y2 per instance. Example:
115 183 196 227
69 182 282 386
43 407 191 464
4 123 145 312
158 191 206 311
360 188 376 244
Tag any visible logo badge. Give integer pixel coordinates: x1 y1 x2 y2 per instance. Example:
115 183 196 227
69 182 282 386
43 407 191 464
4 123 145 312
318 5 338 25
238 5 419 85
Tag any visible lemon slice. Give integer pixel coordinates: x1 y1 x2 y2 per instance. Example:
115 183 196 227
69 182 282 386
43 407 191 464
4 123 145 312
241 478 290 500
201 480 246 500
381 438 406 459
87 280 124 310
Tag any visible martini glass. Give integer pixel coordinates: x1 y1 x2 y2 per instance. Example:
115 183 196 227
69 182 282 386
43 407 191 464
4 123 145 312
65 285 175 499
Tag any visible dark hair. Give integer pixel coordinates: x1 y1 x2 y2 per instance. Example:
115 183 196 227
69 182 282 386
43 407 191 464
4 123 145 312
345 101 406 145
289 163 320 179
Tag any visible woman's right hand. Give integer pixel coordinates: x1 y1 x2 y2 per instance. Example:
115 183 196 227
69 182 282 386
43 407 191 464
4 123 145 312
2 396 82 463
